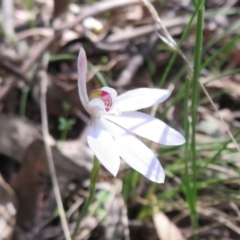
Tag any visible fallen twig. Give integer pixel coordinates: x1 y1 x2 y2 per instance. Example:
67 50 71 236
39 54 72 240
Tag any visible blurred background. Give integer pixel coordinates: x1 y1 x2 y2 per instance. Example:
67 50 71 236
0 0 240 239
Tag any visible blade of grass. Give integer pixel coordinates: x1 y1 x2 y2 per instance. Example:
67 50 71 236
72 156 100 239
159 0 202 87
202 34 240 70
88 62 108 87
199 129 240 173
19 85 30 119
50 54 77 62
190 0 205 236
183 77 196 217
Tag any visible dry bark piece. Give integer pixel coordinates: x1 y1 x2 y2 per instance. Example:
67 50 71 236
0 114 95 238
0 114 93 176
0 114 41 163
11 140 92 234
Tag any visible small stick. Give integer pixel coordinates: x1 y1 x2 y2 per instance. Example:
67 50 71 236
0 58 30 84
40 54 72 240
2 0 15 37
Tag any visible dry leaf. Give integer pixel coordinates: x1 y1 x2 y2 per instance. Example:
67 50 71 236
153 210 184 240
0 114 40 163
11 140 92 232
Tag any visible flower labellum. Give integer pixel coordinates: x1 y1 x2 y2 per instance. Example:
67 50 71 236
90 89 113 112
77 48 185 183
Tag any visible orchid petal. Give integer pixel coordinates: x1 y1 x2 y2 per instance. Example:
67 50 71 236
115 88 171 112
101 119 165 183
78 48 89 110
87 119 120 176
104 111 185 146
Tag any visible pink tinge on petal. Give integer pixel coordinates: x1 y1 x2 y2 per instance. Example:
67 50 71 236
78 53 85 70
90 89 113 112
77 48 89 110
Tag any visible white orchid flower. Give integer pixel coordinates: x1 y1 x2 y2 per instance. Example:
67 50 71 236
77 48 185 183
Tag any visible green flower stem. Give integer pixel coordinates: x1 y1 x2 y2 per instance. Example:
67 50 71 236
72 156 100 239
183 77 195 214
191 0 205 238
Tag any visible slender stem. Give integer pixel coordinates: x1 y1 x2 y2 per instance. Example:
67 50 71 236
72 156 100 239
61 128 68 141
40 57 71 240
183 77 195 213
191 0 205 237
